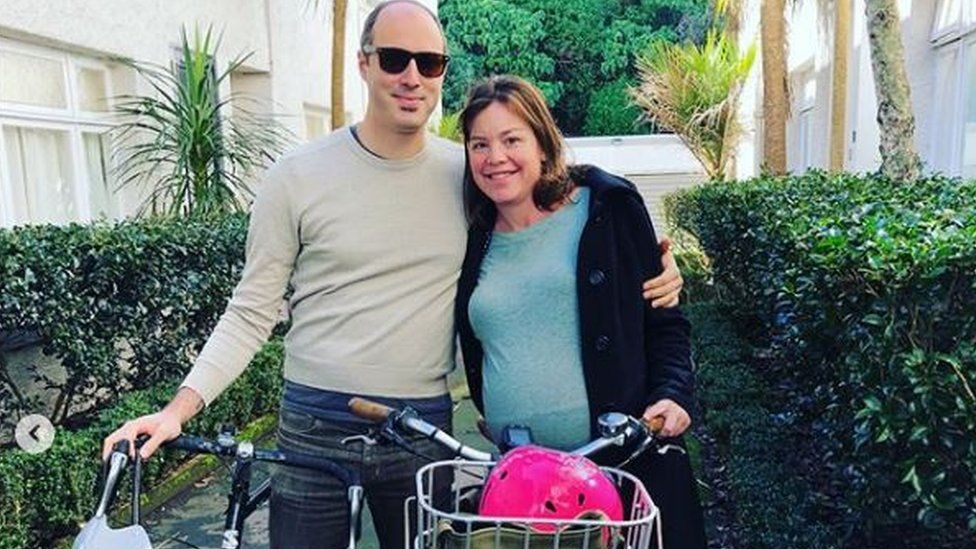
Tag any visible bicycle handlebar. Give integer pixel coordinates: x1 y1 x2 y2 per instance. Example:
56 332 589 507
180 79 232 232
348 398 396 422
162 434 360 487
347 397 671 463
645 416 665 433
348 397 494 461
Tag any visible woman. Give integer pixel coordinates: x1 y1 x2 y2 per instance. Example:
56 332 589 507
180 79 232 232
455 75 706 548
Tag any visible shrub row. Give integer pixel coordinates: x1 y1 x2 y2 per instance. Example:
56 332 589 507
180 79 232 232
669 172 976 544
0 215 248 427
687 303 838 547
0 340 284 549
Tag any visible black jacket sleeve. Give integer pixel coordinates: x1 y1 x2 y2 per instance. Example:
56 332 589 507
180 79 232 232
614 193 696 417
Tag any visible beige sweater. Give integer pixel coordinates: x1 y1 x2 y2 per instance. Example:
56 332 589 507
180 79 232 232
182 128 466 405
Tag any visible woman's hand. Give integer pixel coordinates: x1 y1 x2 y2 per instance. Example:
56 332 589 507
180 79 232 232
643 398 691 438
642 237 683 308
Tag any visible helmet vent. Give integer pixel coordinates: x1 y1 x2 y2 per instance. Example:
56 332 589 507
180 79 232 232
545 500 557 513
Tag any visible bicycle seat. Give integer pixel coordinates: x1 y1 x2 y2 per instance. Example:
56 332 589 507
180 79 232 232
72 515 151 549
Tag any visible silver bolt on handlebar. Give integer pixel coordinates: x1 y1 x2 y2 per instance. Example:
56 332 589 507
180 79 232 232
236 441 254 460
597 412 630 438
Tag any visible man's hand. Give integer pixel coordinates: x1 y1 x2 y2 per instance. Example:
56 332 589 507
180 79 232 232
101 387 203 461
643 398 691 438
643 237 683 308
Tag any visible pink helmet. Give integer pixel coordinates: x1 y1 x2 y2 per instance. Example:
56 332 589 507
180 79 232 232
478 445 624 532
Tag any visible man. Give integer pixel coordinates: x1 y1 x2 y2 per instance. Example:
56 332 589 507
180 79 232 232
103 1 684 547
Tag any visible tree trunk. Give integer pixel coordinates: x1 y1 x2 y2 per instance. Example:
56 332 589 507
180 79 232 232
331 0 347 130
864 0 921 181
761 0 788 174
828 0 850 172
717 0 743 43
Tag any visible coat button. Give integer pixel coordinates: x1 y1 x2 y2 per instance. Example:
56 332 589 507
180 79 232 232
595 335 611 351
588 269 606 286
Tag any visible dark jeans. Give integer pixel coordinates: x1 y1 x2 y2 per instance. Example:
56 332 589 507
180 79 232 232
270 407 453 549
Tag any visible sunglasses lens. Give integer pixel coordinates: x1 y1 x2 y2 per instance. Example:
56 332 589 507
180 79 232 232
377 49 411 74
415 53 447 77
373 48 447 77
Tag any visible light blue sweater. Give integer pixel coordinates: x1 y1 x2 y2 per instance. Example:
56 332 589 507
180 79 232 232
468 188 592 450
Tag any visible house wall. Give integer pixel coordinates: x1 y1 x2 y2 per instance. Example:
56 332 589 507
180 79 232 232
566 135 707 233
0 0 439 227
738 0 946 177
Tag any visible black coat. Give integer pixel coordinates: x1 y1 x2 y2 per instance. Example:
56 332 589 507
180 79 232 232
455 166 706 548
455 166 696 436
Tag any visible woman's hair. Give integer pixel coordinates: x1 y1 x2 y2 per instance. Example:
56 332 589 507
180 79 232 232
459 75 583 227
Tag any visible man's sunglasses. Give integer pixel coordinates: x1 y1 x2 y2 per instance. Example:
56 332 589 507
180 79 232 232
362 45 449 78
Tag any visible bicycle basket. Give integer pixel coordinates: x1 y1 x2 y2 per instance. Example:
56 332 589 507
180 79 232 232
411 460 662 549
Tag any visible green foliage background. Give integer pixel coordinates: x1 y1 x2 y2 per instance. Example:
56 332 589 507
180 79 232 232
668 172 976 546
438 0 711 136
0 215 287 547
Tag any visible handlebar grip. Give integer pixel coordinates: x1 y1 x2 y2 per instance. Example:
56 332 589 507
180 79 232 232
112 439 130 455
165 435 215 453
643 416 665 434
276 449 358 487
348 397 395 422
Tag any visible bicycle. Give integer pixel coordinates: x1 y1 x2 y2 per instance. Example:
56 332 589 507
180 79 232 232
73 428 364 549
347 397 685 549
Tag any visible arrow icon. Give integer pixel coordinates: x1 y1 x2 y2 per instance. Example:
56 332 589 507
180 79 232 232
15 414 55 454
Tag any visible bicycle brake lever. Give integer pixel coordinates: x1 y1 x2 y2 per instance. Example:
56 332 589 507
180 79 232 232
340 433 378 446
617 436 655 469
657 443 687 455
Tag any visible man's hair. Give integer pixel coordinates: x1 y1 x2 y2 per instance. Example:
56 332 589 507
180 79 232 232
360 0 446 51
460 75 585 227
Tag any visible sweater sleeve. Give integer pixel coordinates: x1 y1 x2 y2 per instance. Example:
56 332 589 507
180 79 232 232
618 194 696 417
180 162 300 406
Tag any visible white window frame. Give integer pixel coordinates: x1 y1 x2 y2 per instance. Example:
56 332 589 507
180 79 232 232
932 0 976 47
929 9 976 178
788 65 817 172
930 41 965 174
303 102 332 140
0 38 119 227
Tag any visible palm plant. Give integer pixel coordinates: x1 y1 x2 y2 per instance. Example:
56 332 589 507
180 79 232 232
631 30 756 180
434 111 463 142
112 26 292 218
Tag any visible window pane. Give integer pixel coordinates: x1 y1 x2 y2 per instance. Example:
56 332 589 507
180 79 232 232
78 67 109 112
2 126 76 225
0 51 67 109
83 132 118 219
303 104 331 140
305 113 323 140
932 46 961 173
933 0 961 43
963 42 976 178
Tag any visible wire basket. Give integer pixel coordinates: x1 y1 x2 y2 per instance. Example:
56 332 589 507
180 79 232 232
407 460 662 549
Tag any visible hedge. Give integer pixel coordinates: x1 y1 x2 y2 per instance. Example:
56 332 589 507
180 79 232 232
687 303 838 547
0 339 284 549
0 214 248 427
668 172 976 545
